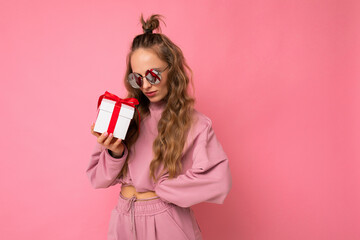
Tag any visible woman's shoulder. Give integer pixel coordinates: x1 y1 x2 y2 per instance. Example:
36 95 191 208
188 108 213 139
192 108 212 125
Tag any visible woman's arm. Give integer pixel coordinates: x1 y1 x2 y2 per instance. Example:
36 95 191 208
85 141 128 189
154 120 232 208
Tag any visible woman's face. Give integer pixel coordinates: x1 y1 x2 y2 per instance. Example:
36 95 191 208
130 48 169 102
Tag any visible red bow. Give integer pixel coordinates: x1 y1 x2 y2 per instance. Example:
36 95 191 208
97 91 140 136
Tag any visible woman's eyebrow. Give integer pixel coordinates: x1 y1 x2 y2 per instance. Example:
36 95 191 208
134 67 161 74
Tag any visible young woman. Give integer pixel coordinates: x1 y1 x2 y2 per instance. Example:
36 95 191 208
87 13 232 240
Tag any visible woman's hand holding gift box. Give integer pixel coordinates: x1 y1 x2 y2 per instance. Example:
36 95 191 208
90 91 140 158
90 122 125 158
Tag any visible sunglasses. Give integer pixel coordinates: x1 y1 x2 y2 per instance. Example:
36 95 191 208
128 65 169 89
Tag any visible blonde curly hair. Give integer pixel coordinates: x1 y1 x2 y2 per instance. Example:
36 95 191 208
117 13 196 183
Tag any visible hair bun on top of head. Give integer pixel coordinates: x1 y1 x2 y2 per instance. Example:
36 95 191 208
140 13 166 34
144 28 153 34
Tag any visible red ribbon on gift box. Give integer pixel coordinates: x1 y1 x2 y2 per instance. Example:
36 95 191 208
97 91 141 136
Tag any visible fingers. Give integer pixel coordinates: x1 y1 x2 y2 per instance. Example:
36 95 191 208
97 131 109 144
98 131 121 145
104 133 122 146
91 122 122 149
112 137 123 148
103 132 114 146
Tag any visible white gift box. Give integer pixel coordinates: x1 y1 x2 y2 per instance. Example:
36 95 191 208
93 98 135 140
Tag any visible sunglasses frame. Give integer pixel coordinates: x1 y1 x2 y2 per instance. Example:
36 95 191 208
128 65 169 89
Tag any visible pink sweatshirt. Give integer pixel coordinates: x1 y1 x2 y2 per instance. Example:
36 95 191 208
86 100 232 208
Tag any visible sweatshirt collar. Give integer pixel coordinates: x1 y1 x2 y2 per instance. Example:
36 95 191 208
149 100 166 112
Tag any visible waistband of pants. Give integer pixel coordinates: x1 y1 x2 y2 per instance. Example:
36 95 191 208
116 192 172 215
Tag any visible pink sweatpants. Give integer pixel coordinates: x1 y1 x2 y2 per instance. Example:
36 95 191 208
107 192 203 240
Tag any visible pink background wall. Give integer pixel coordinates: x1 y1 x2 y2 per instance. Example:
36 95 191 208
1 0 359 239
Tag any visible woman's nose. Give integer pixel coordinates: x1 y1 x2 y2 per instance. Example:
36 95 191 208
141 76 152 89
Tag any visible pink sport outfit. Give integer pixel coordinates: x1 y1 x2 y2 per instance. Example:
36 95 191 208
86 100 232 240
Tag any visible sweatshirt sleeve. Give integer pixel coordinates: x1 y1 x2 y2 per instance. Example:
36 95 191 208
85 141 128 189
154 120 232 208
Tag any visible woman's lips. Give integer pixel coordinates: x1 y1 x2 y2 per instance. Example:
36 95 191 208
145 91 157 97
